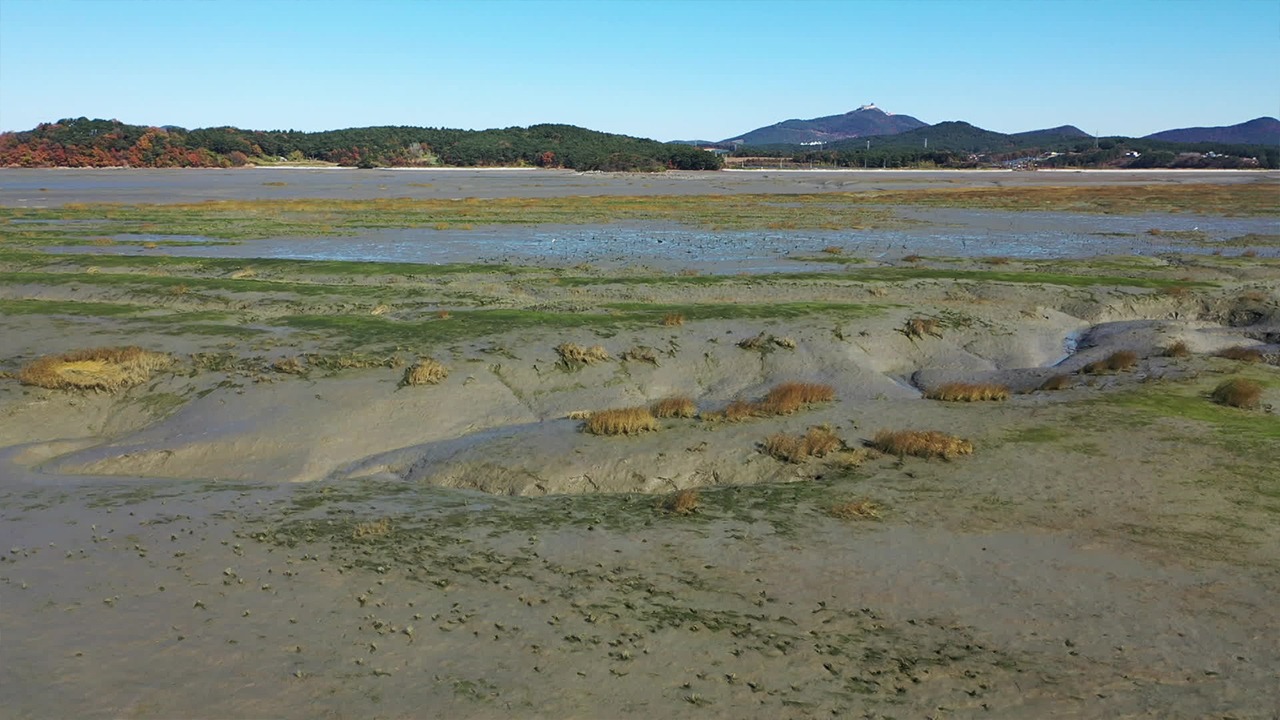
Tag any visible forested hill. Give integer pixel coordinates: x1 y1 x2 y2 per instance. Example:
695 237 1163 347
0 118 724 171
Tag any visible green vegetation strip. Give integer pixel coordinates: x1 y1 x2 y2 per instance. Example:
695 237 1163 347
0 249 538 277
557 267 1214 289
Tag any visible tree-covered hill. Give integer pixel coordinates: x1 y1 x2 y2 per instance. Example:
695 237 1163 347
0 118 724 171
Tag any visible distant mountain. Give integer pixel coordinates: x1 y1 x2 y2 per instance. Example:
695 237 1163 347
1144 117 1280 146
722 105 927 146
1013 125 1090 139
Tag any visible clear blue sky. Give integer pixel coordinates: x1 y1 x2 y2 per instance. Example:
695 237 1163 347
1 0 1277 140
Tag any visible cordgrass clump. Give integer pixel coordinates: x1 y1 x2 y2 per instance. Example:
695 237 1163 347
19 347 172 392
1083 350 1139 374
1163 340 1191 358
902 316 942 340
651 395 698 419
620 346 659 365
556 342 611 365
272 357 307 375
1038 374 1072 391
827 499 883 520
352 518 392 539
873 429 974 460
1210 379 1262 409
763 426 843 463
585 406 659 436
1215 346 1264 363
659 488 701 515
403 358 449 386
661 312 686 327
758 382 835 415
925 382 1009 402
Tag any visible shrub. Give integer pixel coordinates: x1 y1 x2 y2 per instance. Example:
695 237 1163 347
19 347 172 392
902 317 942 340
827 499 883 520
659 488 700 515
661 312 685 327
1216 346 1263 363
1211 379 1262 409
403 358 448 386
585 406 659 436
1163 340 1191 358
758 382 835 415
1038 374 1072 391
873 429 973 459
556 342 611 365
651 395 698 419
1083 350 1139 374
925 382 1009 402
764 426 843 463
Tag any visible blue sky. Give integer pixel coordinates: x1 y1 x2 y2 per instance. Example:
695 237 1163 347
1 0 1277 139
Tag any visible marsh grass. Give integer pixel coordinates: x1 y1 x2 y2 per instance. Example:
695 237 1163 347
1038 374 1073 391
1216 346 1264 363
661 312 685 327
585 406 659 436
402 358 449 386
651 396 698 419
659 488 700 515
272 357 307 375
1083 350 1139 374
873 429 974 459
763 426 843 463
619 346 659 365
1210 379 1263 409
758 382 835 415
901 317 942 340
19 347 172 392
556 342 611 366
827 499 883 520
1163 340 1192 358
925 382 1010 402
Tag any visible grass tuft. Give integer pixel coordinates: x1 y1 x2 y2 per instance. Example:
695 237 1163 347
651 395 698 419
758 382 835 415
19 347 172 392
556 342 611 366
1163 340 1191 358
1210 379 1262 409
902 316 942 340
403 358 449 386
827 499 883 520
585 406 660 436
873 429 973 459
1038 374 1072 391
272 357 307 375
925 382 1009 402
1216 346 1264 363
661 312 685 327
659 488 700 515
763 426 843 463
352 518 391 539
1083 350 1139 374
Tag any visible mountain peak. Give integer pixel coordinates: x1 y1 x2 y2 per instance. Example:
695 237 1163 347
723 106 925 145
857 104 880 112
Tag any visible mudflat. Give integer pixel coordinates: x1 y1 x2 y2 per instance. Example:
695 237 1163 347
1 171 1278 719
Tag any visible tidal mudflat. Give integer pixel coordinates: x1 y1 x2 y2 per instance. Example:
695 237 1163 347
2 171 1278 719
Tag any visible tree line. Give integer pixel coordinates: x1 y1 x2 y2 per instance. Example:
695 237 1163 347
0 118 724 171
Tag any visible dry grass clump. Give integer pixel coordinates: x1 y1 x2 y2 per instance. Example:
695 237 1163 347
1038 374 1073 391
1242 250 1258 258
620 346 659 365
737 332 769 350
659 488 700 515
763 426 843 463
229 268 256 279
566 410 593 420
925 382 1009 402
19 347 172 392
827 499 883 520
1215 346 1264 363
402 358 449 386
1210 379 1262 409
1238 291 1268 302
1159 285 1191 297
982 256 1010 266
821 246 843 255
773 336 797 350
651 395 698 419
272 356 306 375
1083 350 1139 374
168 284 190 296
352 518 391 539
585 406 659 436
873 429 973 460
1163 340 1191 358
556 342 611 365
436 310 451 319
661 312 685 327
720 399 760 422
369 304 391 316
903 254 922 263
91 237 115 245
758 382 835 415
902 317 942 340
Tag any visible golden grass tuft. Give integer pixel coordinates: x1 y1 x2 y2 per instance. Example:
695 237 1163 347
821 246 844 255
620 346 659 365
1163 340 1191 358
903 254 922 263
659 488 700 515
19 347 172 392
925 382 1009 402
873 429 973 459
1038 374 1072 391
721 399 760 422
229 268 256 279
1083 350 1139 374
585 406 659 436
168 284 189 296
142 241 159 250
566 410 593 420
1242 250 1258 258
661 312 686 327
370 304 391 316
556 342 611 365
1239 291 1268 302
352 518 391 539
902 316 942 340
1215 346 1263 363
758 382 835 415
982 256 1010 265
763 426 843 463
1159 285 1191 297
1210 379 1262 409
402 358 449 386
436 310 451 320
827 499 883 520
773 336 797 350
91 237 115 246
272 356 306 375
651 395 698 419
